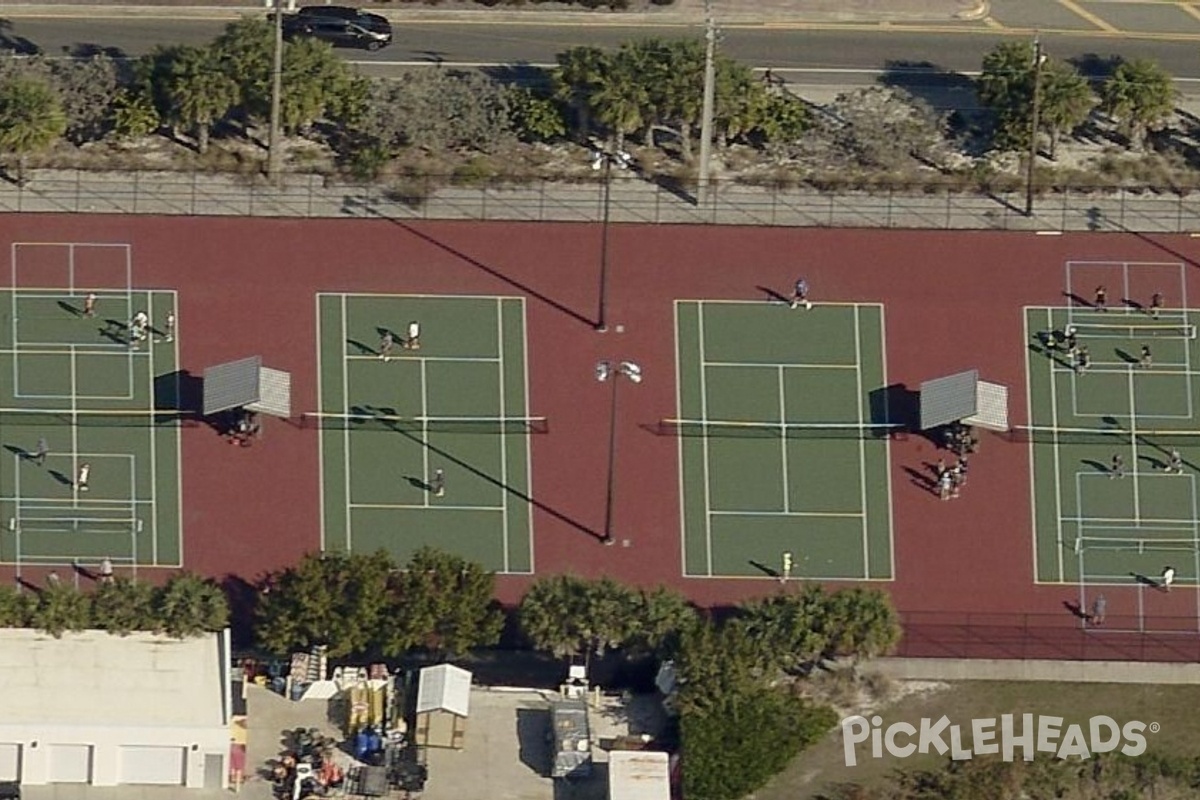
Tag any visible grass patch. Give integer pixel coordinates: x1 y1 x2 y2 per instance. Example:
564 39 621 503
755 679 1200 800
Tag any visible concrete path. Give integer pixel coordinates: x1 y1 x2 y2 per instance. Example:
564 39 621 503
873 657 1200 684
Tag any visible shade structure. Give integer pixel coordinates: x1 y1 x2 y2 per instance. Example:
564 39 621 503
920 369 1008 432
202 356 291 418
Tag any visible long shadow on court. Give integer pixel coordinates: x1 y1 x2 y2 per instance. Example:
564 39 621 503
748 559 780 578
1082 459 1109 474
353 407 605 543
3 444 29 460
359 211 596 330
348 338 376 355
47 470 72 486
754 285 791 306
902 465 938 495
57 300 81 317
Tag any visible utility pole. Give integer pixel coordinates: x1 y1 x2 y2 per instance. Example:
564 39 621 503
266 0 285 183
697 0 716 207
595 360 642 545
596 152 613 332
1024 35 1044 218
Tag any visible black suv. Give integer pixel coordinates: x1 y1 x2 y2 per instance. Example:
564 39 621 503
277 6 393 51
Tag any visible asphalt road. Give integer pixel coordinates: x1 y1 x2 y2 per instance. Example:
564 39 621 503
2 17 1199 81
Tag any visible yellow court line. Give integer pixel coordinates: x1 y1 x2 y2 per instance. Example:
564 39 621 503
1056 0 1120 31
1179 2 1200 22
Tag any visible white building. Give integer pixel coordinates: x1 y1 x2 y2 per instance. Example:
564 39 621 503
0 628 232 788
608 751 670 800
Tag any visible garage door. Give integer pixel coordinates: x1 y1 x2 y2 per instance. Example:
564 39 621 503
0 743 19 781
47 744 91 783
118 746 185 785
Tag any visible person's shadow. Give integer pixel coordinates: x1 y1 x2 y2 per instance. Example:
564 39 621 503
1082 459 1109 474
57 300 81 317
347 339 376 355
3 444 29 460
48 470 72 486
1062 600 1090 620
1131 572 1164 591
404 476 432 492
902 466 938 495
748 559 780 578
754 285 792 306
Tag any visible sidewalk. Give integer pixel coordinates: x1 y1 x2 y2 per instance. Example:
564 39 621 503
0 0 989 25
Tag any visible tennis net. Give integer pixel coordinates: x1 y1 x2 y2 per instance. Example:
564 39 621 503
300 412 549 434
1068 321 1195 339
1007 426 1200 447
0 408 187 427
658 419 904 440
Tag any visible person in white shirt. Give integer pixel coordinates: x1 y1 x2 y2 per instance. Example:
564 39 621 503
406 320 421 351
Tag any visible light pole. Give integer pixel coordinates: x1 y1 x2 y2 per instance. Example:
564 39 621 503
697 0 717 206
592 148 631 333
1024 35 1045 217
267 0 285 183
596 360 642 545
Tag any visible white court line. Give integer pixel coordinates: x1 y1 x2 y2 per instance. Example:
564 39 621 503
350 502 505 512
519 297 534 575
1024 310 1042 584
329 291 523 301
710 510 864 517
347 354 500 363
698 303 714 578
70 346 79 506
853 305 869 579
1049 309 1067 581
880 305 896 581
147 290 157 565
705 360 859 370
777 366 789 514
1053 364 1191 374
1128 364 1141 522
1062 515 1196 527
674 301 688 580
496 298 510 573
341 295 352 552
1191 473 1200 632
170 291 183 568
420 358 430 510
315 294 327 552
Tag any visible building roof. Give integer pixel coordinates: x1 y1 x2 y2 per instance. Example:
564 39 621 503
0 628 227 729
608 751 670 800
416 664 472 717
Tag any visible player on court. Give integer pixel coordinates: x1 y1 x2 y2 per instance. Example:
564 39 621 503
1094 285 1107 311
77 462 91 492
1064 325 1078 357
1165 449 1184 474
1110 453 1124 479
406 321 421 350
1162 566 1176 592
1140 345 1153 369
83 292 97 317
1150 292 1164 319
431 468 445 497
379 331 395 361
163 311 176 342
33 437 48 467
790 278 812 310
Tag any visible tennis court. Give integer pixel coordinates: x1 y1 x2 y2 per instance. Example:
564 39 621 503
0 242 182 579
315 293 535 573
1026 260 1200 629
674 300 894 580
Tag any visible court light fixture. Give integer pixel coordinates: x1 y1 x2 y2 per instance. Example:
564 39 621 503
596 360 643 545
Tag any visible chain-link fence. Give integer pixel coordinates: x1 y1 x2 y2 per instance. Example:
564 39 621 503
3 168 1200 232
897 611 1200 662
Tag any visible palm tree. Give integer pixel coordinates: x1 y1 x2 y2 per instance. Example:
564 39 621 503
155 572 229 638
553 46 610 140
164 46 239 153
31 583 91 638
1038 61 1095 159
1100 59 1176 150
0 78 67 186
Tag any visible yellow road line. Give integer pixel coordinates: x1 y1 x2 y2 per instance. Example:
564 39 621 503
1178 2 1200 22
1056 0 1120 31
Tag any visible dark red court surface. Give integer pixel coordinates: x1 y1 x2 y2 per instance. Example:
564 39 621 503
4 216 1200 661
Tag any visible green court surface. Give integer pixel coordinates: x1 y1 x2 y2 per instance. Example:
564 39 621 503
0 289 182 575
675 300 894 580
1026 306 1200 587
316 294 534 573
